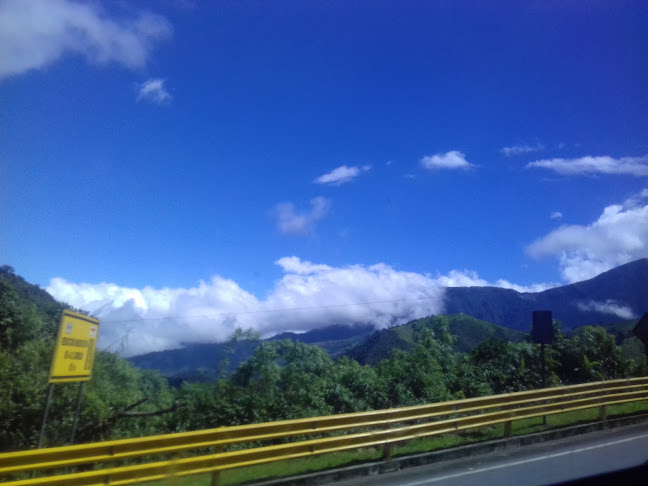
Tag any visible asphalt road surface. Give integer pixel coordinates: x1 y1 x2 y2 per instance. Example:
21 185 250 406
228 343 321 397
333 422 648 486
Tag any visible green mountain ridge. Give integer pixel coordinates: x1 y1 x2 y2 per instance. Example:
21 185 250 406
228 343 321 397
345 314 526 365
129 316 525 380
129 324 376 382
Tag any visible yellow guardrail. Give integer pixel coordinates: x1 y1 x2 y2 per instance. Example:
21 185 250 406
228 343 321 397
1 377 647 485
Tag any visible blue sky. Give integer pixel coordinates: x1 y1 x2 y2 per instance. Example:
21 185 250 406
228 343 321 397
1 1 647 355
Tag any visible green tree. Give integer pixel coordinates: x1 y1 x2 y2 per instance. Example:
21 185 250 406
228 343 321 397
469 340 544 394
376 332 450 407
554 326 631 384
0 280 46 349
325 357 382 413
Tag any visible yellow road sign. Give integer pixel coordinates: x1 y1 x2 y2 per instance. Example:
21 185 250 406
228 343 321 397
49 310 100 383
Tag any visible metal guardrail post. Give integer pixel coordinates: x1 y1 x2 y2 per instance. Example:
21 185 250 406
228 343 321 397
211 444 223 486
599 405 606 421
211 470 221 486
382 442 392 459
599 381 607 422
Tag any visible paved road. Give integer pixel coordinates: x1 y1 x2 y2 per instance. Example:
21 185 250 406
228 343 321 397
333 422 648 486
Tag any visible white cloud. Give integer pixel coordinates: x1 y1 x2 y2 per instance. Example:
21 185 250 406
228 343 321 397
500 143 544 157
420 151 473 170
526 197 648 283
492 279 557 293
436 270 556 293
577 300 635 320
46 257 560 357
0 0 171 80
47 276 260 357
137 78 171 105
47 258 446 357
435 270 488 287
526 155 648 177
314 165 371 186
622 188 648 209
275 256 332 275
550 211 563 220
273 197 331 235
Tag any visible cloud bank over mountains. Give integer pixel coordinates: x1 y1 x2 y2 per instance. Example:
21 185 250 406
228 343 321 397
48 258 443 357
48 257 555 358
46 190 647 358
577 300 635 320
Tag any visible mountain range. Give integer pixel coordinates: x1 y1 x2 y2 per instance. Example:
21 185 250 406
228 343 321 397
443 258 647 331
128 259 647 380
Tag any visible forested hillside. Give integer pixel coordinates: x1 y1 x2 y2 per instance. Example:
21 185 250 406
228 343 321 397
346 314 525 365
1 266 646 453
129 323 374 382
0 266 175 451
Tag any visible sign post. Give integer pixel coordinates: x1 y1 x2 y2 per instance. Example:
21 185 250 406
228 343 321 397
532 311 553 426
37 310 100 449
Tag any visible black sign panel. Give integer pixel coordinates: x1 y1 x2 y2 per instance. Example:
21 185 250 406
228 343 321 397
633 313 648 346
532 310 554 345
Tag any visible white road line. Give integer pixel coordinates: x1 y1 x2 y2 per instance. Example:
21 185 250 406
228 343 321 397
397 433 648 486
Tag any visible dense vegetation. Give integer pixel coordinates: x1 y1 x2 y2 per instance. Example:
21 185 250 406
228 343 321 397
0 267 174 450
129 324 376 382
1 265 646 453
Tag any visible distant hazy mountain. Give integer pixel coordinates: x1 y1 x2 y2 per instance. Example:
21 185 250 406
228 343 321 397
128 323 374 383
267 323 374 357
127 340 258 383
443 258 648 332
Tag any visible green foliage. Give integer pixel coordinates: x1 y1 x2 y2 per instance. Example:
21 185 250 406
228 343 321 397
1 265 646 455
347 314 525 365
0 269 176 452
324 357 380 413
554 325 632 384
468 340 544 393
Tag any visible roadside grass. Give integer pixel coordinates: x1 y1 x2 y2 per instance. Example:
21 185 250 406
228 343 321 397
146 400 648 486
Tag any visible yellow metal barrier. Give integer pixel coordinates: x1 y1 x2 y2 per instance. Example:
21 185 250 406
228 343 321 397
1 377 647 485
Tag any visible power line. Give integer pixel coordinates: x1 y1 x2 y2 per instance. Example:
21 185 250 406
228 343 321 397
97 295 440 323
